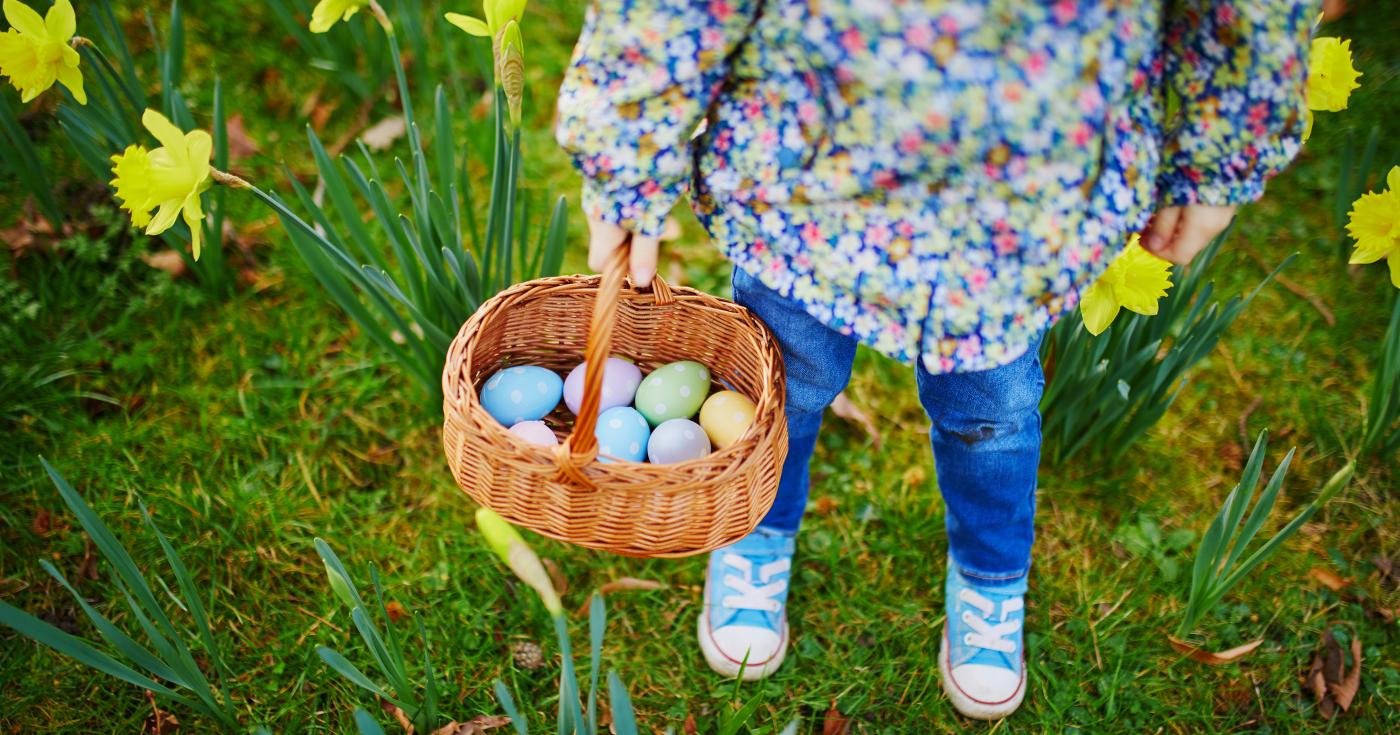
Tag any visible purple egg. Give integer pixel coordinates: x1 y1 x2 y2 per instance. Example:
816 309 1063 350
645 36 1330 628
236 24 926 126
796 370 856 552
646 418 711 464
509 420 558 446
563 357 643 415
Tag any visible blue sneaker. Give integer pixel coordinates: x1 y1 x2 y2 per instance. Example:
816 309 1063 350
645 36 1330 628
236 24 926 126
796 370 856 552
697 528 794 680
939 562 1027 719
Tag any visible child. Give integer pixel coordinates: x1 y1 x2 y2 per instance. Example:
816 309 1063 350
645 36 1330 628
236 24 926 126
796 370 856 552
556 0 1310 719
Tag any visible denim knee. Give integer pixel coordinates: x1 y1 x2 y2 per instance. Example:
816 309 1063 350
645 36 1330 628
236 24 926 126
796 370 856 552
916 345 1044 446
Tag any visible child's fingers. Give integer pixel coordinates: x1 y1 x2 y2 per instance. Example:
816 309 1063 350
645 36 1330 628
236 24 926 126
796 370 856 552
1168 205 1236 265
629 235 660 287
1142 206 1182 257
587 218 628 273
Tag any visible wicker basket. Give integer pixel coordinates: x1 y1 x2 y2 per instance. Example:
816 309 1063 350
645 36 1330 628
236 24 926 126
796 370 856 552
442 246 788 557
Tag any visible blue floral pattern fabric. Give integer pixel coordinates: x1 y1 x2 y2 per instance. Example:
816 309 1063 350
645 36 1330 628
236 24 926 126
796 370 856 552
556 0 1313 373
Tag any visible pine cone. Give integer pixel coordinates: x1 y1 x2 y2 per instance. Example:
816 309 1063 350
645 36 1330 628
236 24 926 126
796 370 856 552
510 640 544 671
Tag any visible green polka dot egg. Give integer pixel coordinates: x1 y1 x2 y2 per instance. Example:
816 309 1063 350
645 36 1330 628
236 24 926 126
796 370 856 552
634 360 711 426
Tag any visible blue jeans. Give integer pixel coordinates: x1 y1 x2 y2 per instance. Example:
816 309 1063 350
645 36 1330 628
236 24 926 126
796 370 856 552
732 268 1044 587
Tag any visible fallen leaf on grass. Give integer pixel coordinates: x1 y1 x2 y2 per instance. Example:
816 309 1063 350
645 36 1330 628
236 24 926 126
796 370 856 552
30 508 51 535
1309 567 1351 593
384 599 407 624
596 577 665 595
830 393 881 449
434 715 511 735
1307 624 1362 720
144 690 179 733
542 557 569 597
1373 555 1399 589
142 250 188 277
683 714 698 735
361 115 407 151
78 538 99 581
1167 636 1263 665
225 113 260 162
821 700 851 735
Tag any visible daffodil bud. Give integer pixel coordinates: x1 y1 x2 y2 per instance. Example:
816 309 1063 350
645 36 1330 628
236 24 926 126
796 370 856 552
475 507 562 616
497 20 525 127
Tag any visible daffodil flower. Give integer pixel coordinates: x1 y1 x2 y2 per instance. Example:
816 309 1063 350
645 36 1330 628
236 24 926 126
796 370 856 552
309 0 367 33
1079 234 1174 336
475 507 562 615
109 109 214 259
1308 37 1362 113
0 0 85 104
1347 165 1400 289
445 0 526 39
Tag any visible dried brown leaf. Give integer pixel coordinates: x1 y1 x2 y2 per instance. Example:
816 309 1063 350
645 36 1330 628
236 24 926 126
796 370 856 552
1373 555 1399 589
434 715 511 735
385 599 407 624
1308 625 1363 720
78 538 99 581
821 700 851 735
1309 567 1351 593
141 250 188 277
361 115 407 152
542 557 569 597
1167 636 1263 665
596 577 665 596
225 113 260 162
30 508 51 536
144 690 179 733
682 714 698 735
830 392 881 449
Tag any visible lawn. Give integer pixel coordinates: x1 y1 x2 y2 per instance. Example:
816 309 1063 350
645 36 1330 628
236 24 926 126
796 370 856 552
1 1 1398 733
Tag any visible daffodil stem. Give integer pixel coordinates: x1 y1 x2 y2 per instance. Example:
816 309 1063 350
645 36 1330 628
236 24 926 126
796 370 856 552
368 0 394 32
210 169 251 190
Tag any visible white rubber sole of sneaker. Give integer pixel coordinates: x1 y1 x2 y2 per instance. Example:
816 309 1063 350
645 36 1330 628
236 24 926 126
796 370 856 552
938 629 1026 720
696 611 788 681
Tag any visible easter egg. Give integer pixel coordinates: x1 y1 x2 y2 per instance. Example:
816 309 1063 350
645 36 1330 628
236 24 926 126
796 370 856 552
593 406 650 463
509 420 558 446
480 365 563 427
699 390 757 449
646 419 712 464
634 360 711 426
562 357 643 415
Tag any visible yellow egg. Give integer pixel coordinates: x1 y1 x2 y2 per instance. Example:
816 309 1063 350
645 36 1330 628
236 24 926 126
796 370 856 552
699 390 757 449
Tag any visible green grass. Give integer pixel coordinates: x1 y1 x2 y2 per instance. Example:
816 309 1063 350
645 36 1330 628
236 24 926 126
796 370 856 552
2 1 1399 732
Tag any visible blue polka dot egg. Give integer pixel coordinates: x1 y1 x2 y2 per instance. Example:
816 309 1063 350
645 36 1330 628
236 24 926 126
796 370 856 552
594 406 650 463
480 365 563 427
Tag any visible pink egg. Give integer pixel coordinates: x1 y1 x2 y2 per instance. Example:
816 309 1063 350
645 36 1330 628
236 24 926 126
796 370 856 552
563 357 643 415
509 420 558 446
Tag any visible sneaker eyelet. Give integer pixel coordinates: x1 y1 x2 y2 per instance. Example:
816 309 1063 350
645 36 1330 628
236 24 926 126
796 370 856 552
963 633 974 645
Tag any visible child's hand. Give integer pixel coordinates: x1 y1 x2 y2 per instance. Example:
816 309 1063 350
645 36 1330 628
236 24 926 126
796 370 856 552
587 215 660 287
1141 204 1237 265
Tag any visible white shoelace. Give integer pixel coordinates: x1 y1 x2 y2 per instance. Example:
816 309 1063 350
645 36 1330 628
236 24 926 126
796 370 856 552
958 588 1023 654
721 553 790 613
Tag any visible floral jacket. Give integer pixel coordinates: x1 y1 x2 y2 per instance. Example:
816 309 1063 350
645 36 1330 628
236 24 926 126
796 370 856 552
556 0 1313 374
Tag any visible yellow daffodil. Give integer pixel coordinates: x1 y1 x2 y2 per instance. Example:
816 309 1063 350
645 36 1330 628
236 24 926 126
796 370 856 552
445 0 526 39
1346 165 1400 289
475 507 562 615
1080 234 1174 336
0 0 84 104
309 0 367 33
109 109 213 259
1308 37 1361 113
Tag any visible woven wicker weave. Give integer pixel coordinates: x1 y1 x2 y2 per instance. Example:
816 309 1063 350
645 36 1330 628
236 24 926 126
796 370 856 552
442 246 788 557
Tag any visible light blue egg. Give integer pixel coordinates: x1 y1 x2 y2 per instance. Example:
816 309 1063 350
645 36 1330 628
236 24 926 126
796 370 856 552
593 406 650 463
480 365 563 427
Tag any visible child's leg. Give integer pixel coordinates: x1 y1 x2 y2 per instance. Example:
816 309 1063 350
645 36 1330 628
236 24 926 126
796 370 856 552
918 340 1043 719
697 267 856 681
731 267 857 533
914 341 1044 585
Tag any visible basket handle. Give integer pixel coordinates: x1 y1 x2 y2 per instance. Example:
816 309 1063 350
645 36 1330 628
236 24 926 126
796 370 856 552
556 239 674 486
